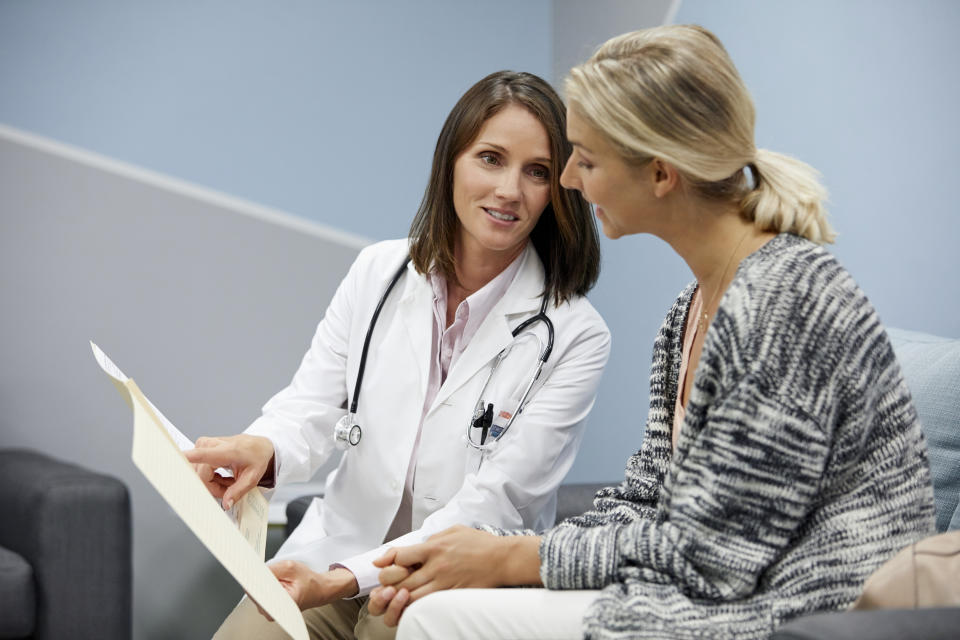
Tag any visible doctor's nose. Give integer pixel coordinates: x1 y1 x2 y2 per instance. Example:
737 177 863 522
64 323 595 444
494 169 523 202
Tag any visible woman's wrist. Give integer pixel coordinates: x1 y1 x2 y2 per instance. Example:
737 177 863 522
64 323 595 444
497 535 543 586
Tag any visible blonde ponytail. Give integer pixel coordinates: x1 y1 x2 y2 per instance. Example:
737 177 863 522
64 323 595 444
742 149 835 244
566 25 836 244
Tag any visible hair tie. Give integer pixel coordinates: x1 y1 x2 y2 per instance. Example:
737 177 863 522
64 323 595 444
744 162 759 190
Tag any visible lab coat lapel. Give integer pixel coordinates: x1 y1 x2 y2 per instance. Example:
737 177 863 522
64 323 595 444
395 261 433 402
430 245 545 412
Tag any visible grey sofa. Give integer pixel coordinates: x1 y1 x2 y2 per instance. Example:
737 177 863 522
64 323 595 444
0 449 131 640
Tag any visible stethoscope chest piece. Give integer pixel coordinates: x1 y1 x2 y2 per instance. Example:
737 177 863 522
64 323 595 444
334 414 362 449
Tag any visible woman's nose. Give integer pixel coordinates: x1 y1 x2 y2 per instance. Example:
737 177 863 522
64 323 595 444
560 157 578 191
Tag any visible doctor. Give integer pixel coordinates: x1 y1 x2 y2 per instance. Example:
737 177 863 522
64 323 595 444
187 70 610 640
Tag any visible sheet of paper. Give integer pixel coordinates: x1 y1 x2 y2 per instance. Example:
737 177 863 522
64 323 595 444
91 342 259 530
91 341 195 451
128 380 306 640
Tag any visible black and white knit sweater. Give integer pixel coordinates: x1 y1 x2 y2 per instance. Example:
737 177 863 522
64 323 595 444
537 233 935 639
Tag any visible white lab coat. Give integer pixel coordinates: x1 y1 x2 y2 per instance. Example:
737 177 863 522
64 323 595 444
246 239 610 593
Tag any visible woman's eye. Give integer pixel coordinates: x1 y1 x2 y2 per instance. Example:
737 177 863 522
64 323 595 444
480 153 500 166
577 161 593 170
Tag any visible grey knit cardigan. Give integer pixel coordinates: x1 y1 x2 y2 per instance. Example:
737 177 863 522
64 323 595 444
535 234 935 639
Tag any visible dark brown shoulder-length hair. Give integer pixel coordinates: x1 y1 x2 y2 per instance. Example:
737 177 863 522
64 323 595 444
408 70 601 305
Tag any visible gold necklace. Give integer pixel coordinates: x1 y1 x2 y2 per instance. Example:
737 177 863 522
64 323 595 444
698 228 752 334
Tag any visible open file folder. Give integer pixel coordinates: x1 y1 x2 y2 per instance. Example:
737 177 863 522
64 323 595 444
92 342 308 640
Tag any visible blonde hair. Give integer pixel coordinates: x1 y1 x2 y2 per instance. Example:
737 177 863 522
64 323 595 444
565 25 835 243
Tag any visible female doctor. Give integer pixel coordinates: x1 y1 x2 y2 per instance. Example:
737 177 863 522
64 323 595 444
186 70 610 640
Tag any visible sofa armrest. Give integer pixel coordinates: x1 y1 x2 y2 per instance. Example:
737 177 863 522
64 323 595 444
771 608 960 639
285 494 323 538
0 448 131 640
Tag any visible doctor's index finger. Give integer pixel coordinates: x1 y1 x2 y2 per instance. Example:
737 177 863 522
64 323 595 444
184 442 235 466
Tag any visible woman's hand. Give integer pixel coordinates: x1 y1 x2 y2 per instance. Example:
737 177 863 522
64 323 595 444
184 434 274 509
253 563 359 620
367 525 542 626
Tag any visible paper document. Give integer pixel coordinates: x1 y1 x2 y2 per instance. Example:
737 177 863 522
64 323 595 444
91 343 306 640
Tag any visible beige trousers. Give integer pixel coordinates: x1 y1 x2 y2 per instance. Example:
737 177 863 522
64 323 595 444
213 596 396 640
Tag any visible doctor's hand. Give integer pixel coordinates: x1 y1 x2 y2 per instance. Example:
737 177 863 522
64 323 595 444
265 563 359 614
184 434 274 510
367 525 543 627
251 563 359 621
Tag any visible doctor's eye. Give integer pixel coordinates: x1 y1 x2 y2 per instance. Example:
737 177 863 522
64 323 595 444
527 164 550 182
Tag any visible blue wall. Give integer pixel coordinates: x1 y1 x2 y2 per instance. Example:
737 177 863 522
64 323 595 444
572 0 960 484
671 0 960 337
0 0 551 240
569 0 960 484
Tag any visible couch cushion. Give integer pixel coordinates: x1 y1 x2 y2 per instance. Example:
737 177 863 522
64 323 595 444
888 328 960 532
0 544 35 638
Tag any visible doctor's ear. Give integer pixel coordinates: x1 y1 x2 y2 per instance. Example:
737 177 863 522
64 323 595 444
650 159 680 198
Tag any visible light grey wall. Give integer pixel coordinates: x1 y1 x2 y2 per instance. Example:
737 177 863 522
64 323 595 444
548 0 684 482
0 127 363 639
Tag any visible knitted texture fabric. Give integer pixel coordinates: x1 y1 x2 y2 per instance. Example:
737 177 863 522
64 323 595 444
537 233 936 639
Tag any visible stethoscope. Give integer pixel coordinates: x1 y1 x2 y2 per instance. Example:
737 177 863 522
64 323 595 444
334 257 554 452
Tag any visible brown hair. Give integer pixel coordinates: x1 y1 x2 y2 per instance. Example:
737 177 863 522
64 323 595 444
409 70 601 304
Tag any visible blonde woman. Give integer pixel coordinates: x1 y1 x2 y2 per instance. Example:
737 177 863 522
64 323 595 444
365 25 936 639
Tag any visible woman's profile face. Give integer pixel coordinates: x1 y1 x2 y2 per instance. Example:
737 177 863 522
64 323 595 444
560 108 655 240
451 104 552 262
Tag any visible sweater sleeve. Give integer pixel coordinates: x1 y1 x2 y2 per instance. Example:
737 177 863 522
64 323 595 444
540 374 830 595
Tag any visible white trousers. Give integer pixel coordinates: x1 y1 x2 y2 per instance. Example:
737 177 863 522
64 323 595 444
395 588 600 640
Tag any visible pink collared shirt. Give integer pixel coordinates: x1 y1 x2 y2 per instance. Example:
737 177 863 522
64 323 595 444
673 288 703 450
381 250 526 540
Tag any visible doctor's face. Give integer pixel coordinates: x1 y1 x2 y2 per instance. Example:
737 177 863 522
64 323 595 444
452 105 552 262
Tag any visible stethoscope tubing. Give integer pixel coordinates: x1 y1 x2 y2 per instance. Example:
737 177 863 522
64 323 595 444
349 258 410 415
346 255 554 450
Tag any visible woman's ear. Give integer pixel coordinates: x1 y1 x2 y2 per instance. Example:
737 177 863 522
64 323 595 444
651 159 680 198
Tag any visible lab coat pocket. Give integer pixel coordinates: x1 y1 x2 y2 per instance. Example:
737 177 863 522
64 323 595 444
463 443 484 475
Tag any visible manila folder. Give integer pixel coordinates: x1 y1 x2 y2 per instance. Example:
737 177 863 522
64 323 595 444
126 380 308 640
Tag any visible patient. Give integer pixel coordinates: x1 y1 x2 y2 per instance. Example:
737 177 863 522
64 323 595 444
362 24 937 639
